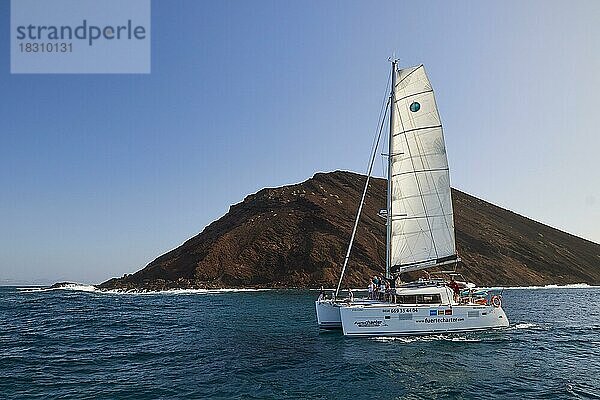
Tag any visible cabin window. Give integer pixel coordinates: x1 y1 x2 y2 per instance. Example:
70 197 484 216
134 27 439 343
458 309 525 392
398 295 417 304
398 294 441 304
417 294 441 304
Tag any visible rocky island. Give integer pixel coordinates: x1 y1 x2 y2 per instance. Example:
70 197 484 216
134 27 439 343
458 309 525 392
98 171 600 291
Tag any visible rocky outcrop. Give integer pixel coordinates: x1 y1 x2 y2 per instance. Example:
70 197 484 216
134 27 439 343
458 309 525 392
98 171 600 290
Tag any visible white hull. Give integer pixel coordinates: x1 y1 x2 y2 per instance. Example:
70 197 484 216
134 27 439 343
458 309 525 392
315 300 342 329
315 299 384 329
340 303 509 337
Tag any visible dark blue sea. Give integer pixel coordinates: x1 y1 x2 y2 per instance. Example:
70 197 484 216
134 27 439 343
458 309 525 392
1 286 599 399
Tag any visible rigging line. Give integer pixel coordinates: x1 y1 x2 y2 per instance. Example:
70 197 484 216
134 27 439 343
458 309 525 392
363 68 391 182
377 71 392 136
395 99 439 260
368 69 392 170
334 97 390 299
380 110 389 178
377 73 392 179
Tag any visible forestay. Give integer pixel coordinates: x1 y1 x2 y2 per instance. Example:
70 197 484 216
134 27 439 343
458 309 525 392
389 65 457 273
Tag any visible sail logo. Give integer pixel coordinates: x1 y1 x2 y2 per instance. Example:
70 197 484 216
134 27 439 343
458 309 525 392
10 0 151 73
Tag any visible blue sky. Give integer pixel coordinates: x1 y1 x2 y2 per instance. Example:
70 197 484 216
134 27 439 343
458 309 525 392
1 0 599 284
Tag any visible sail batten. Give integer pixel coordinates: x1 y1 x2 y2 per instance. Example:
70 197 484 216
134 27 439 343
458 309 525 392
392 125 442 137
389 65 457 274
394 89 434 103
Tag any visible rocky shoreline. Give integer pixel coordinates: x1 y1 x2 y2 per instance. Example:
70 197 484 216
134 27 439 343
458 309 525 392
97 277 294 292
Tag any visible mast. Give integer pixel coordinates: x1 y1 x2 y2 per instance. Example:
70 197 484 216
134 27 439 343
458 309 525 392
386 60 397 279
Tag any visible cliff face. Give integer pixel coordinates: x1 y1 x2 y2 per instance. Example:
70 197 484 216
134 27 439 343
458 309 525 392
99 171 600 290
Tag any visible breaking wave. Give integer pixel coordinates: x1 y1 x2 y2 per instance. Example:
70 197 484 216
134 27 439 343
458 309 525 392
483 283 596 290
17 283 96 293
17 284 272 295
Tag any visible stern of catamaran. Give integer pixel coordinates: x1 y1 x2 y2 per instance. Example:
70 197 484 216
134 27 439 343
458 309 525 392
315 299 342 330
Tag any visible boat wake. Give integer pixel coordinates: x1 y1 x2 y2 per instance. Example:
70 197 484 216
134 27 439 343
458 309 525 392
368 323 541 342
370 334 482 343
507 322 547 332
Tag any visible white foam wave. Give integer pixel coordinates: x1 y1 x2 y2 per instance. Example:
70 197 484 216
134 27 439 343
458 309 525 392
17 283 96 293
16 287 53 292
483 283 597 290
125 288 273 295
514 323 537 329
371 334 481 343
309 288 368 292
18 284 273 295
507 322 544 331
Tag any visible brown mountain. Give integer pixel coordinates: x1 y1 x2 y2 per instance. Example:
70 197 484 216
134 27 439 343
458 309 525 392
98 171 600 290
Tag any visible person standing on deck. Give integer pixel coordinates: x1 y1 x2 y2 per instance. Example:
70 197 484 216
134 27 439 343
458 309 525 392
383 275 397 303
384 281 391 302
372 276 379 300
448 278 461 303
389 276 397 303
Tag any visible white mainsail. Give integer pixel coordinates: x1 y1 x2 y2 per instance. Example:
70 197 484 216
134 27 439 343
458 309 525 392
389 65 457 274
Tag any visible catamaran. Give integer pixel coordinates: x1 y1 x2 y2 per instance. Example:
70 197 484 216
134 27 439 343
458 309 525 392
315 61 509 336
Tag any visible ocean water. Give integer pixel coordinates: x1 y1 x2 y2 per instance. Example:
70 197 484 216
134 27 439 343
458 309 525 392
1 286 599 399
